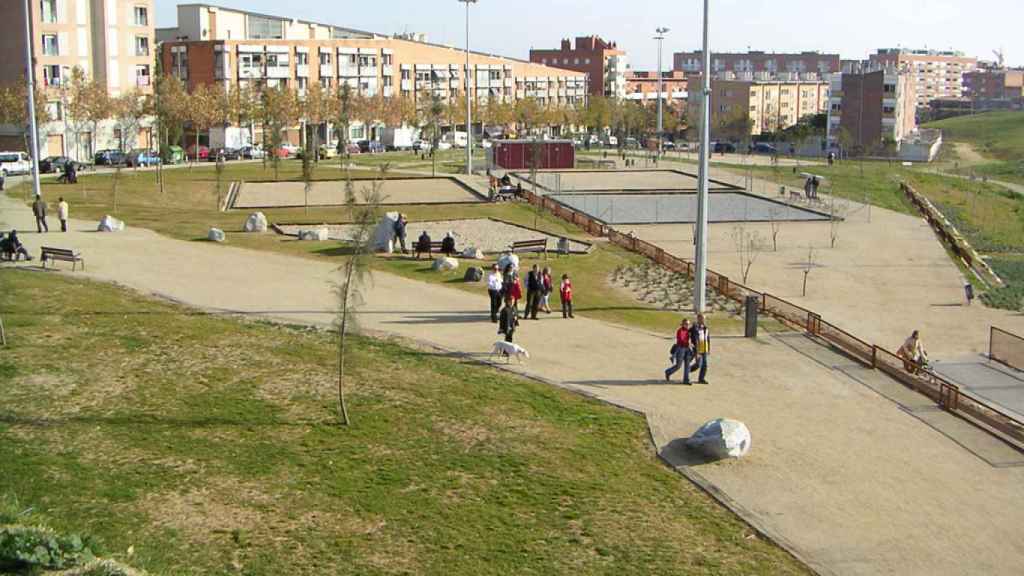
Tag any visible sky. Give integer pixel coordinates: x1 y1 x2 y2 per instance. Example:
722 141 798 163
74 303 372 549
156 0 1023 69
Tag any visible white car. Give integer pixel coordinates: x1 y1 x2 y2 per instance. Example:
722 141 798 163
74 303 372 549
0 151 32 176
480 139 493 149
606 136 619 147
436 141 453 151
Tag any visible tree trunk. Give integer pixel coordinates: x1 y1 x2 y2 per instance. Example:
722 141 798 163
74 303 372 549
802 271 809 297
337 267 356 426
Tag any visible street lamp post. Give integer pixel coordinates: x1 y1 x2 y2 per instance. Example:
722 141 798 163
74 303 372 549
654 27 670 156
694 0 711 313
458 0 478 176
22 0 42 199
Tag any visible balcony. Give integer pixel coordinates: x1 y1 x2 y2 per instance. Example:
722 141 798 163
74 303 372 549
136 76 151 87
339 66 358 78
319 64 335 78
382 65 393 76
266 66 290 79
400 79 412 91
239 66 264 79
296 65 308 77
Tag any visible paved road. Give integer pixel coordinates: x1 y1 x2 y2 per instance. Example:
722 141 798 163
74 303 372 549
3 193 1024 576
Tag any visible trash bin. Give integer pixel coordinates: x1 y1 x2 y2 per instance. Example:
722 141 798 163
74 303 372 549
744 295 759 338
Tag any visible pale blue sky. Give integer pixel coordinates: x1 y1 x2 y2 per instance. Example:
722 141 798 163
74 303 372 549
157 1 1022 69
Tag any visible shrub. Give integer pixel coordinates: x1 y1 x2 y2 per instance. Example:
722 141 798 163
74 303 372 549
0 524 96 571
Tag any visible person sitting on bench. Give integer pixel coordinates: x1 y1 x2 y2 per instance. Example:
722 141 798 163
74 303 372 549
415 231 432 257
441 231 456 256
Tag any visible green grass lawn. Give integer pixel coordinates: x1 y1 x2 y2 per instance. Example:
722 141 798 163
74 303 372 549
925 111 1024 186
10 164 760 335
0 270 809 576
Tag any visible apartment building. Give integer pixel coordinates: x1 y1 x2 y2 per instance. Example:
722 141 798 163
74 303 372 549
868 48 977 107
963 68 1024 101
624 70 687 106
0 0 155 158
687 75 829 138
160 4 587 147
674 50 840 78
529 36 628 98
826 66 917 152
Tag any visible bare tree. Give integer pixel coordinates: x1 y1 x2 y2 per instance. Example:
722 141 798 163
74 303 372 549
828 193 846 248
334 165 387 425
732 224 766 284
768 206 783 251
801 245 817 297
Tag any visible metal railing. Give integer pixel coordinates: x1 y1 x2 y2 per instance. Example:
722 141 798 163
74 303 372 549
523 187 1024 451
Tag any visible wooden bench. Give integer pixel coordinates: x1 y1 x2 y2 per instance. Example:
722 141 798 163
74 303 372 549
414 240 458 259
510 238 548 259
41 246 85 271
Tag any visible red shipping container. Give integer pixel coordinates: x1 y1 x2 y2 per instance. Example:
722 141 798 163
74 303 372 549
492 140 575 170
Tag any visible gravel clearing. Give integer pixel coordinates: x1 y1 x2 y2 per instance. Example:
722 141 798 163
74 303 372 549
275 218 593 255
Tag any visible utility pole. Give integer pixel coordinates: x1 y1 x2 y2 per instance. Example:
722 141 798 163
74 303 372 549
22 0 42 199
458 0 478 176
654 27 669 156
694 0 711 313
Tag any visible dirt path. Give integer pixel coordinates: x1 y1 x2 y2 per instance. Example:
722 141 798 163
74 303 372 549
3 194 1024 576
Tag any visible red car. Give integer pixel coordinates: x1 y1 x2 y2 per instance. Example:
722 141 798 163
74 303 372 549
186 144 210 160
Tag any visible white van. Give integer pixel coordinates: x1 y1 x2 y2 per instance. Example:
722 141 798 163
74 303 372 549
0 151 31 176
443 131 468 149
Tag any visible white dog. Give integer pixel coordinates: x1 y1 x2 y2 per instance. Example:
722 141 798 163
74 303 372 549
490 340 530 364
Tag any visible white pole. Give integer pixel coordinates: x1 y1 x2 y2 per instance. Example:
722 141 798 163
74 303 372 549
23 0 42 199
694 0 711 313
461 0 475 176
655 28 669 155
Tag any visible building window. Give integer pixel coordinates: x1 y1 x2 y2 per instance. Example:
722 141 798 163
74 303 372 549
172 49 189 80
135 64 150 87
320 76 332 88
319 52 332 66
40 0 58 23
135 36 149 57
584 58 590 64
383 76 392 87
296 77 308 90
382 53 392 66
248 16 283 39
401 69 410 80
46 101 62 121
883 105 895 114
358 54 377 68
574 58 579 65
884 83 896 93
133 6 148 26
540 58 546 65
42 34 59 56
296 52 308 66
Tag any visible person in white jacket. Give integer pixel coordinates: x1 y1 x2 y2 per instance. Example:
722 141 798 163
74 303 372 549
486 264 503 323
57 197 69 232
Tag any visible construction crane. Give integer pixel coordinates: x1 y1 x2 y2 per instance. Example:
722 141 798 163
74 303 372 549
993 48 1005 68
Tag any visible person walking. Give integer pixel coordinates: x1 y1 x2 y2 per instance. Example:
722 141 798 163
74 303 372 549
664 318 693 384
526 264 542 320
498 295 519 343
487 264 503 323
32 195 48 233
57 197 69 232
689 314 711 384
507 270 523 317
540 266 553 314
559 273 574 318
393 213 408 254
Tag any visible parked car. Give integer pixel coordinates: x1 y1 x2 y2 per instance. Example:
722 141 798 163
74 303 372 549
624 137 640 150
39 156 88 174
356 140 384 154
752 142 778 155
185 144 209 161
412 139 433 152
277 143 299 157
94 149 127 166
208 147 241 161
606 135 619 147
713 141 736 154
0 151 31 176
435 141 452 151
343 142 362 155
662 141 676 151
239 145 265 160
318 145 338 159
125 149 161 167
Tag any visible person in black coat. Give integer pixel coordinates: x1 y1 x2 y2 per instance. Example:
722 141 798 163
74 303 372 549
441 231 456 256
498 295 519 342
525 264 542 319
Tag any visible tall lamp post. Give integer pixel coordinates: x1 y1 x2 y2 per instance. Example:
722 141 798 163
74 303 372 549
22 0 42 199
694 0 711 313
654 27 670 155
458 0 478 176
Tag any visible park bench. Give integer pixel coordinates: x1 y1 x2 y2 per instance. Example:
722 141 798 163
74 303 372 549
415 240 458 259
41 246 85 271
510 238 548 259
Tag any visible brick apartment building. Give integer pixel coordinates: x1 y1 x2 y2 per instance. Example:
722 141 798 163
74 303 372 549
687 75 829 138
963 68 1024 101
0 0 156 158
826 65 917 152
159 4 587 148
529 36 628 98
868 48 977 107
674 50 840 77
624 70 686 106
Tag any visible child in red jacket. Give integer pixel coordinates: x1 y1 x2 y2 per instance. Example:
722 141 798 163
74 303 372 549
559 274 574 318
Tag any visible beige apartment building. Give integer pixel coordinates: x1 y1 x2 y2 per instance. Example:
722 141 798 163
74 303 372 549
674 50 840 77
159 4 588 148
0 0 155 158
869 48 977 107
688 75 829 138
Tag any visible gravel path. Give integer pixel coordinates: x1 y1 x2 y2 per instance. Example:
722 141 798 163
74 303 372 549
234 178 482 208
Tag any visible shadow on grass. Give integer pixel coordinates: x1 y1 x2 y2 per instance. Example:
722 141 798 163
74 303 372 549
0 411 337 428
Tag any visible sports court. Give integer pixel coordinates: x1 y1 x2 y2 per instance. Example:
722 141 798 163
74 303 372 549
232 177 483 209
551 191 830 225
513 169 740 193
932 360 1024 420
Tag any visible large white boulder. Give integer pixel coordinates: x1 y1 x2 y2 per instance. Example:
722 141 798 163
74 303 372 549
207 228 226 242
243 212 268 233
461 246 484 260
432 257 459 272
686 418 751 459
497 253 519 272
298 227 330 241
97 215 125 232
372 212 400 253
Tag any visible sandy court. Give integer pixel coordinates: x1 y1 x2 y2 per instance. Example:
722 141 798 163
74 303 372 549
5 193 1024 575
553 191 830 225
232 177 482 208
275 218 592 255
514 169 738 193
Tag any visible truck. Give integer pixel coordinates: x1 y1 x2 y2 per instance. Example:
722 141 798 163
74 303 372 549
382 127 418 151
0 151 32 176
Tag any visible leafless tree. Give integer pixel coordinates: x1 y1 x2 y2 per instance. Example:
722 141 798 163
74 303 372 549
732 224 766 285
801 245 817 297
768 206 783 251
